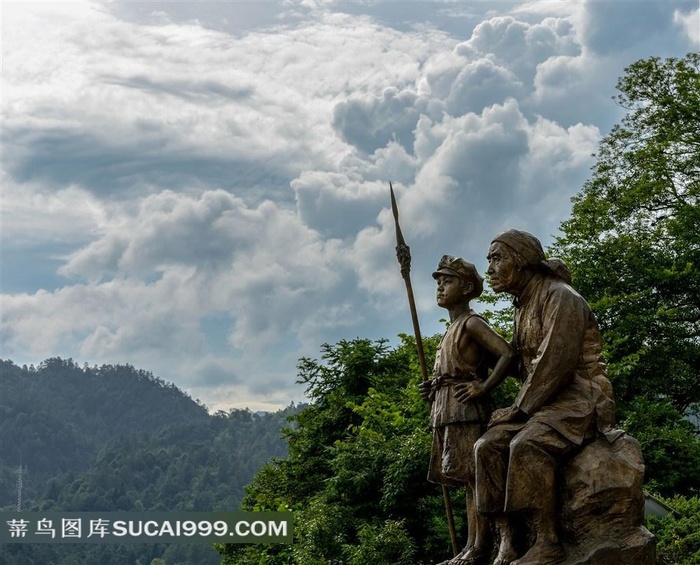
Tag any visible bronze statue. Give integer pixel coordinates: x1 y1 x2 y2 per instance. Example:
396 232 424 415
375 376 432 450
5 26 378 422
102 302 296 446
420 255 515 565
474 230 617 565
388 180 652 563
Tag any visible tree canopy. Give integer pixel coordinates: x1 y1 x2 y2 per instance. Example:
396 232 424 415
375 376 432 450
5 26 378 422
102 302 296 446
217 335 521 565
551 52 700 496
553 52 699 414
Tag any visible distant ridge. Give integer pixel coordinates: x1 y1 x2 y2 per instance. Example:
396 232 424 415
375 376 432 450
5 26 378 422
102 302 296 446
0 357 300 564
0 358 209 481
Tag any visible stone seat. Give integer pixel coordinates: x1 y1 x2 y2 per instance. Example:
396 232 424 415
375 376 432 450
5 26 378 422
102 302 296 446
559 433 656 565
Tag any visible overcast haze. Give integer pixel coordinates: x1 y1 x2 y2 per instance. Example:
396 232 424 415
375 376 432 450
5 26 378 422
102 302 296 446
2 0 698 411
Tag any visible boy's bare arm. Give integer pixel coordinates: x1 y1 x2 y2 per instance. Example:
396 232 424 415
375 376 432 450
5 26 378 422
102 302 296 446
454 316 515 404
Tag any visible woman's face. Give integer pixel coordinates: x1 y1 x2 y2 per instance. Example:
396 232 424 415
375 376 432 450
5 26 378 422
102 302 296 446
487 242 520 294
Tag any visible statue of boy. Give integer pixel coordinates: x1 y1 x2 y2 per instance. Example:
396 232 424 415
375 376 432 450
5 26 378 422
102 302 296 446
474 230 616 565
420 255 515 565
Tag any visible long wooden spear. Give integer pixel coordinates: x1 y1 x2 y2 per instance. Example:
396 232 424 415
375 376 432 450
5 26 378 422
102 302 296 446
389 182 459 557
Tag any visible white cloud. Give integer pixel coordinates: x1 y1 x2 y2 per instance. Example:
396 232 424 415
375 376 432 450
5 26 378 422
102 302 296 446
333 86 427 154
444 57 524 116
456 15 579 77
2 188 364 404
292 173 392 239
2 0 696 411
4 3 450 200
1 176 106 249
674 6 700 47
580 0 683 55
59 190 256 280
340 97 599 314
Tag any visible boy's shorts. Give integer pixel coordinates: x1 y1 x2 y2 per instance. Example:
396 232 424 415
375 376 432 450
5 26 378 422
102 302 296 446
428 422 483 486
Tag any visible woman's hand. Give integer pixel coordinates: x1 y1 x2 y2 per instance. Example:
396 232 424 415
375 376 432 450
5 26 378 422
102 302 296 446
488 405 521 427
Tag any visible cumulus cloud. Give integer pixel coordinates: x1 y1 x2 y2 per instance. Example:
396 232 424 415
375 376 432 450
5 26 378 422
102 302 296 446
52 190 354 347
292 173 391 239
333 87 427 154
580 0 689 55
344 97 599 308
460 15 578 65
2 186 379 404
2 0 696 411
674 5 700 47
60 190 257 280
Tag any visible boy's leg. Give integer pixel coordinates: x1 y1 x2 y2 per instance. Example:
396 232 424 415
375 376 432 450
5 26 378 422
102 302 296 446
448 423 491 564
451 483 490 564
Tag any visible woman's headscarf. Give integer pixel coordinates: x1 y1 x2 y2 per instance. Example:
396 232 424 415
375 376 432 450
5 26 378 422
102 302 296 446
491 229 572 284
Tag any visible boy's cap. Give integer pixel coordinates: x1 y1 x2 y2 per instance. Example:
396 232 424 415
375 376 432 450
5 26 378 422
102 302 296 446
432 255 484 297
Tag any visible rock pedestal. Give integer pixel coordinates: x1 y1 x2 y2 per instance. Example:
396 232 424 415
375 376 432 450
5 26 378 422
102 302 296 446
560 434 655 565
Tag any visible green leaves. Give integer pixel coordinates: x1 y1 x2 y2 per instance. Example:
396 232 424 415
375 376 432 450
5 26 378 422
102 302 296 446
552 52 700 498
622 399 700 496
646 495 700 565
225 337 456 564
344 520 417 565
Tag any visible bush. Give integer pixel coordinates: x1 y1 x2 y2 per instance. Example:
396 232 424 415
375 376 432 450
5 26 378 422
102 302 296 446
646 495 700 565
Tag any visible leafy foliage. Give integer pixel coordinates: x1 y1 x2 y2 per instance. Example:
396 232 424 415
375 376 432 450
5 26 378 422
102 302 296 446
622 399 700 497
551 52 700 496
218 336 516 564
646 495 700 565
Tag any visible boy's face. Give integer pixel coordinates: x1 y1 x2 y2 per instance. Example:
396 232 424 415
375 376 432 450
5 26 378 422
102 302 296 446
435 274 470 308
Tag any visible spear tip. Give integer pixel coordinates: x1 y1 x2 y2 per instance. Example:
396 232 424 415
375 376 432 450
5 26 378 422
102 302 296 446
389 181 399 222
388 182 407 251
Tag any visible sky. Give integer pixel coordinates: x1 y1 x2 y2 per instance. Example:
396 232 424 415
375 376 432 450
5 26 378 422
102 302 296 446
2 0 698 412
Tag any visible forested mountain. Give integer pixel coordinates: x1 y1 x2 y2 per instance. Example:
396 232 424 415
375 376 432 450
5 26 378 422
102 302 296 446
0 358 209 506
38 409 296 514
0 358 299 564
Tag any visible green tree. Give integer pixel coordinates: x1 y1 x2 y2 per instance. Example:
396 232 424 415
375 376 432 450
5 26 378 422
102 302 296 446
646 495 700 565
552 52 700 495
217 336 467 565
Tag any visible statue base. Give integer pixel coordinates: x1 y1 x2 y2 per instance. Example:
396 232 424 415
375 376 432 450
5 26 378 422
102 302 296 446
560 434 656 565
563 526 655 564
